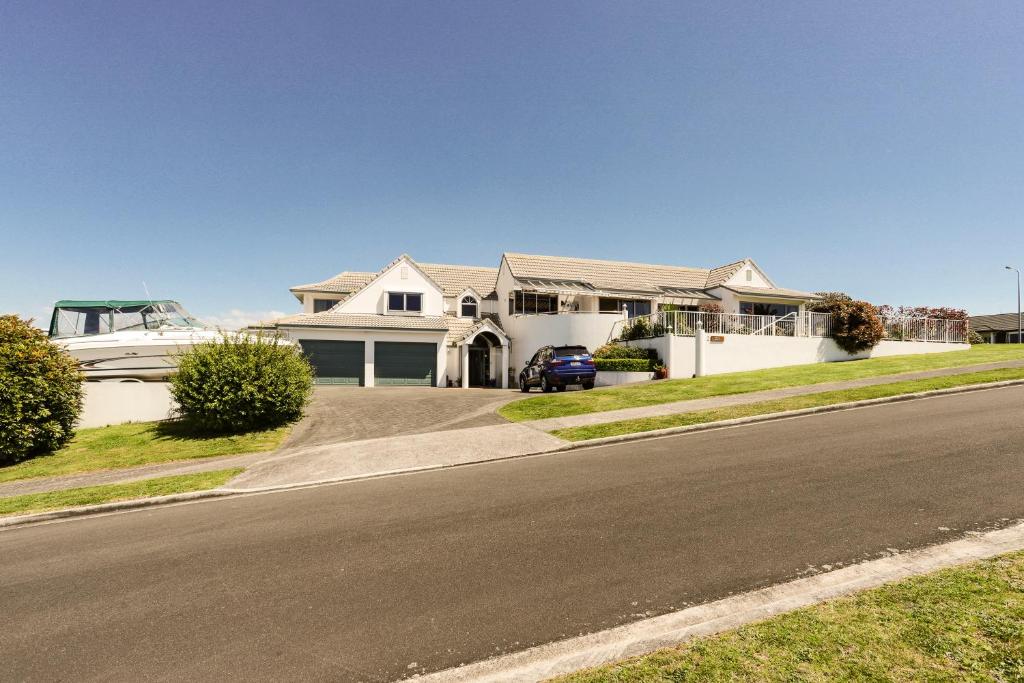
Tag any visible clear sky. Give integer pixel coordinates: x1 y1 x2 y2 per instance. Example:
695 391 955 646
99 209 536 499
2 1 1022 328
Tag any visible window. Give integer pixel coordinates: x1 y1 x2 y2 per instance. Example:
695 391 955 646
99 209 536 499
740 301 798 317
510 291 559 315
746 269 753 282
313 298 341 313
599 298 651 317
388 292 422 312
460 296 478 318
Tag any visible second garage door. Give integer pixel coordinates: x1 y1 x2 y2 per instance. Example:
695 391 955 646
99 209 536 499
374 342 436 386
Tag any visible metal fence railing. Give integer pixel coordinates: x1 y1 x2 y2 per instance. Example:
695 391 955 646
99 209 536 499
611 310 967 344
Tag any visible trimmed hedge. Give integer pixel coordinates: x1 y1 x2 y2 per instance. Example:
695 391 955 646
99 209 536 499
592 343 657 360
170 333 313 434
0 315 84 465
594 358 657 372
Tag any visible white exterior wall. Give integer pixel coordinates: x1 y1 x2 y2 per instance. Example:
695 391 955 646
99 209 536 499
337 259 444 316
278 326 448 387
626 334 970 379
79 382 176 428
595 370 656 387
503 312 625 371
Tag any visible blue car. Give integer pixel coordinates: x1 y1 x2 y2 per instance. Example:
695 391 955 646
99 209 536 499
519 345 597 393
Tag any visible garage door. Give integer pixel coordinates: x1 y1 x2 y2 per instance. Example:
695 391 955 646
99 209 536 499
374 342 436 386
299 340 364 385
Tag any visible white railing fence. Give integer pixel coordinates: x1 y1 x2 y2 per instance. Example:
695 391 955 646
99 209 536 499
611 311 966 344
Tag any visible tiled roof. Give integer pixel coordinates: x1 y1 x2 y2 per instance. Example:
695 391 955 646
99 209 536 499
290 263 498 299
445 316 507 345
704 259 747 288
503 253 710 292
269 312 449 330
969 313 1023 331
419 264 499 299
721 284 818 299
290 272 375 294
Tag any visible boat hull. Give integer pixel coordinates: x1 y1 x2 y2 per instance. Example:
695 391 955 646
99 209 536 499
58 330 226 381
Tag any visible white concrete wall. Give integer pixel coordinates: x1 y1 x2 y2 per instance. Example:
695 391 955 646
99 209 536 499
278 326 448 387
79 382 176 428
337 258 445 316
503 312 625 371
623 334 970 379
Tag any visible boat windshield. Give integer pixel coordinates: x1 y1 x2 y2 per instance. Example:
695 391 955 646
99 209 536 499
50 301 205 338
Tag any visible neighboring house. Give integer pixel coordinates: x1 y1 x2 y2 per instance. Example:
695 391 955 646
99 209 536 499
969 313 1023 344
261 252 817 388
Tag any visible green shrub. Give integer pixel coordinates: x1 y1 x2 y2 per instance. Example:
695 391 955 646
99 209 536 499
967 330 985 345
594 358 657 372
0 315 84 465
592 343 656 360
170 333 313 434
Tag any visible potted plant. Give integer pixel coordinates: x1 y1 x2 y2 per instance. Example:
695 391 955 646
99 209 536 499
653 362 668 380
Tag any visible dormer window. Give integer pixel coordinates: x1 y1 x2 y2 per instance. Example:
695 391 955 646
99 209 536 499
460 295 478 318
388 292 422 313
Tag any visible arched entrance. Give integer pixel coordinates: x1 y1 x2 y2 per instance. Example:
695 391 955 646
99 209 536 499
460 329 508 388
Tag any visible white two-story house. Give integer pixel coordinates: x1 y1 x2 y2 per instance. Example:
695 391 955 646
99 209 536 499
261 252 816 388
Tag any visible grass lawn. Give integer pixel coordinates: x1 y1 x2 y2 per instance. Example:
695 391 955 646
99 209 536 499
0 468 243 517
501 345 1024 422
0 421 289 484
554 550 1024 682
552 367 1024 441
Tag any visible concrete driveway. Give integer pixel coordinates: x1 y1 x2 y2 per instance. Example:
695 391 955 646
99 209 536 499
280 386 519 450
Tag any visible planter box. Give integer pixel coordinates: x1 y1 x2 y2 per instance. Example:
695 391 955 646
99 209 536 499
595 371 655 387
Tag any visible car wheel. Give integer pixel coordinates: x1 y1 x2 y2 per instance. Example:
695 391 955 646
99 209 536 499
519 376 529 393
541 375 553 393
582 381 595 390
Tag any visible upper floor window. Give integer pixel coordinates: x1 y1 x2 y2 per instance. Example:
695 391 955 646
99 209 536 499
461 296 478 318
313 298 341 313
510 291 558 315
745 269 753 282
388 292 422 313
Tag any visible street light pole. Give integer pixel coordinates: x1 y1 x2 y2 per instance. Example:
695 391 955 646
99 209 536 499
1007 266 1022 344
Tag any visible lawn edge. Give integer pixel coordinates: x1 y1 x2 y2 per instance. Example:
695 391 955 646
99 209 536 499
415 520 1024 683
5 379 1021 530
555 378 1024 446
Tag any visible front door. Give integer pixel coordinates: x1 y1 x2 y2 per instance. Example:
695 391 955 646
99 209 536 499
468 344 489 386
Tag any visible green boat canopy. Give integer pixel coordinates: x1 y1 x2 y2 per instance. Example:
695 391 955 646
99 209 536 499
53 300 180 309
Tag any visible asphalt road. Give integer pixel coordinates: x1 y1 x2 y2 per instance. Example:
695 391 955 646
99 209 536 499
3 386 1024 682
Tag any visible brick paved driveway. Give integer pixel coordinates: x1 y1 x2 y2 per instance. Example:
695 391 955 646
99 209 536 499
280 386 519 450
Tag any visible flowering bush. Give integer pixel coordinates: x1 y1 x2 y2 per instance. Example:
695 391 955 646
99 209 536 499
810 295 884 354
0 315 84 464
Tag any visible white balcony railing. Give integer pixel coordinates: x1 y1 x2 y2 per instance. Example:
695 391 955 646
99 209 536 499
611 311 966 344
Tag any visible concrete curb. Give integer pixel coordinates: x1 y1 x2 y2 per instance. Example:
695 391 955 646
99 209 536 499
415 520 1024 683
4 379 1022 530
0 489 235 529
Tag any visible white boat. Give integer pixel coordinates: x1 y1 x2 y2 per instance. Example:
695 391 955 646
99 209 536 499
49 300 230 381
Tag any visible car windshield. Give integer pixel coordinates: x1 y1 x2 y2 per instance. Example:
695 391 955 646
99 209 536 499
50 302 204 338
553 346 589 358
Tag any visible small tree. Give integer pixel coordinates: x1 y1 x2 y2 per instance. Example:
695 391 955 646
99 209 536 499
0 315 84 465
170 333 313 434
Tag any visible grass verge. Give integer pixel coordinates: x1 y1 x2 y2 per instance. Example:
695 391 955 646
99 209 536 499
0 421 288 484
0 468 243 517
553 550 1024 682
551 367 1024 441
501 345 1024 422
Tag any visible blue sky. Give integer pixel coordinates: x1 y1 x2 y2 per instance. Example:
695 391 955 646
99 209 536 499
2 1 1022 327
